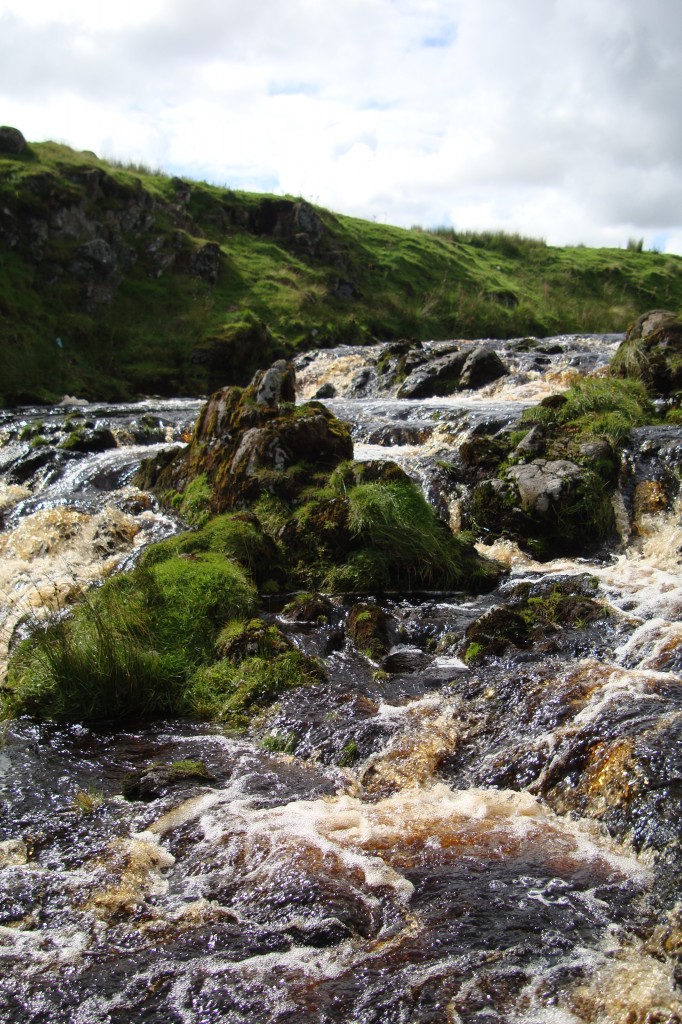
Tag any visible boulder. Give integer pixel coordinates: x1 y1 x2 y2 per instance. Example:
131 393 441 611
397 350 467 398
137 360 353 511
506 459 582 514
252 359 296 407
458 345 508 389
0 126 26 155
611 309 682 396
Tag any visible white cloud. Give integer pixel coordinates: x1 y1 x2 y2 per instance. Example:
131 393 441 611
0 0 681 250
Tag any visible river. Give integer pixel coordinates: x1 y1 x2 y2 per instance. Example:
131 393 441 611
0 335 681 1023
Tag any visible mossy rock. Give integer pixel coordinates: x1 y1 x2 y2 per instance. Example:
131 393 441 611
281 592 334 623
346 602 392 660
187 647 325 726
611 309 682 397
121 759 215 801
139 361 353 512
461 606 530 659
215 618 292 662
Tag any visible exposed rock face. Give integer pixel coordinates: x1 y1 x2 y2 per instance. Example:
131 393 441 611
73 238 118 277
0 126 26 154
611 308 682 396
189 241 221 284
138 360 353 511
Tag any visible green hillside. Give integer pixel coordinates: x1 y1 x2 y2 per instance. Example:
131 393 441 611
2 135 682 405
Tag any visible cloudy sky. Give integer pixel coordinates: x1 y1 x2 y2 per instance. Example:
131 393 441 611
1 0 681 253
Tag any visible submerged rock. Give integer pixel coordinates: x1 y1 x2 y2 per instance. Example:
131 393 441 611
121 759 215 801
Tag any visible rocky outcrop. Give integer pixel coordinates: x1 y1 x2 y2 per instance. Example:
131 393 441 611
189 241 221 284
138 359 353 511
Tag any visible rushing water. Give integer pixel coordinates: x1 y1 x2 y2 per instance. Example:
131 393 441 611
1 338 682 1023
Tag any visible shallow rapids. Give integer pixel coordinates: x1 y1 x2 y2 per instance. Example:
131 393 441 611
2 337 682 1022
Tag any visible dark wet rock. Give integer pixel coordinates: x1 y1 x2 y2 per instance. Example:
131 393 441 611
459 344 508 389
6 447 78 487
347 602 392 660
59 426 118 454
350 368 373 395
382 646 431 673
506 459 582 515
461 606 530 660
189 241 221 284
314 382 337 399
121 759 215 801
397 349 467 398
396 343 506 398
0 126 27 154
611 308 682 396
366 422 433 446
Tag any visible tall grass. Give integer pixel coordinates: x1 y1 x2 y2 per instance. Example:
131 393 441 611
2 555 258 722
341 481 479 589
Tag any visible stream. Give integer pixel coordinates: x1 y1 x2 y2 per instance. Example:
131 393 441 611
1 336 681 1023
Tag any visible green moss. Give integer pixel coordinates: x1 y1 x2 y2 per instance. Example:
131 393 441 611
3 554 258 722
338 740 360 767
261 731 299 754
186 648 322 727
177 473 213 528
463 642 484 665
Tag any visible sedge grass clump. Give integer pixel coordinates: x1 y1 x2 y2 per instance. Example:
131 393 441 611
342 480 487 590
3 555 258 722
557 377 652 444
3 575 182 721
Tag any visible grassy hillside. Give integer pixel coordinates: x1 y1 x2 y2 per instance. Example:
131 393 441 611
1 137 682 405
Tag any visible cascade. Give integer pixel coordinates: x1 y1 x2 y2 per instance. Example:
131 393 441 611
1 336 681 1023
